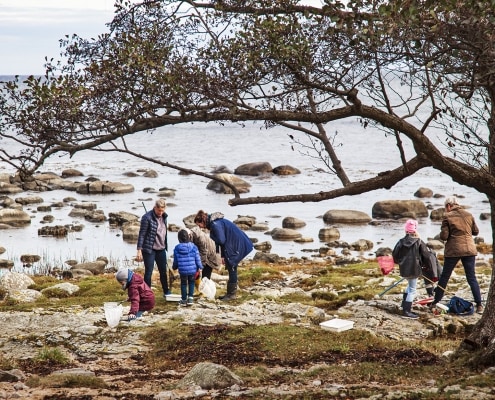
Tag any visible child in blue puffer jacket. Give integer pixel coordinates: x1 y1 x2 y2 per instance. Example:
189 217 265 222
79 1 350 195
172 229 203 306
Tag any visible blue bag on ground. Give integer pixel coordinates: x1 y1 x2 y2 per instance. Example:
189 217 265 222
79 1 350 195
447 296 474 316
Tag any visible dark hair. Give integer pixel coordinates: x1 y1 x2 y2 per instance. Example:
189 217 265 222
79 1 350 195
194 210 208 225
178 229 190 243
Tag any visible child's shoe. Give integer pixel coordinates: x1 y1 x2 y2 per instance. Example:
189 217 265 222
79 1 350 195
187 297 194 306
178 299 187 307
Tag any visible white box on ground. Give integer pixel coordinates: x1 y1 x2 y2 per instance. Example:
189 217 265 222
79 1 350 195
165 294 181 302
320 318 354 332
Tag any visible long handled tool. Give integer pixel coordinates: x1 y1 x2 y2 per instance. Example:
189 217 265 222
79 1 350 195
379 277 406 297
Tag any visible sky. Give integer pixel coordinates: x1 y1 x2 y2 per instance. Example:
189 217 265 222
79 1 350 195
0 0 322 76
0 0 115 75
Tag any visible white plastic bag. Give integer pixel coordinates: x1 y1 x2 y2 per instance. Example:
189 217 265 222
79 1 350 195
104 302 123 328
198 277 216 300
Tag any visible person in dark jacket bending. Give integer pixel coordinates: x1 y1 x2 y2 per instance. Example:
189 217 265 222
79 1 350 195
115 267 155 320
136 199 170 297
172 229 203 306
392 219 431 319
194 210 253 301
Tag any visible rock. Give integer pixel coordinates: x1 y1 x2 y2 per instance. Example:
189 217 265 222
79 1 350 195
0 370 21 382
253 241 272 252
72 260 107 275
323 210 372 224
271 228 303 241
61 169 84 178
0 271 35 291
122 221 140 242
350 239 374 251
157 187 176 198
142 169 158 178
0 259 14 269
38 225 68 237
20 254 41 265
8 289 42 303
76 181 135 194
430 207 444 221
282 216 306 229
206 173 251 194
108 211 140 227
14 196 44 205
426 240 444 250
42 282 80 296
318 227 340 240
253 252 280 263
250 223 270 231
414 187 433 198
177 362 243 390
0 182 22 195
273 165 301 175
234 162 273 176
0 208 31 227
372 200 429 219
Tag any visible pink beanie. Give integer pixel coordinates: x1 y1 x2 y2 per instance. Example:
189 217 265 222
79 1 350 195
404 219 418 233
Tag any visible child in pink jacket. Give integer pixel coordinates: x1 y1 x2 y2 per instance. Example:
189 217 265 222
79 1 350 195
115 267 155 320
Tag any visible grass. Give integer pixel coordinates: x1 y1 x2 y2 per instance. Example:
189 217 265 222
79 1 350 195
0 259 491 397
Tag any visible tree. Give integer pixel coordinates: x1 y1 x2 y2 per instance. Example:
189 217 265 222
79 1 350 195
1 0 495 364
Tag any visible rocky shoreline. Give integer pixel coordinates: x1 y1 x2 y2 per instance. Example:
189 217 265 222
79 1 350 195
0 262 492 399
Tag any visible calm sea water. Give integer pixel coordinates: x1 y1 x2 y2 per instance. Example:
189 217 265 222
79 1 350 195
0 78 490 272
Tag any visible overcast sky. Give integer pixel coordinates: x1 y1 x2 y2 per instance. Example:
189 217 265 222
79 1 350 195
0 0 115 75
0 0 322 76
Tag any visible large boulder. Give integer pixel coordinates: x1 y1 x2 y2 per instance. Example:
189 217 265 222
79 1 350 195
0 182 22 195
323 210 372 224
76 181 134 194
0 272 35 292
206 173 251 194
177 362 243 390
234 162 273 176
371 200 428 219
0 209 31 227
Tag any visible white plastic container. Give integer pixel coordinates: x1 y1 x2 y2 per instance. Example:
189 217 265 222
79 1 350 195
436 303 449 313
165 294 182 302
104 302 123 328
320 318 354 332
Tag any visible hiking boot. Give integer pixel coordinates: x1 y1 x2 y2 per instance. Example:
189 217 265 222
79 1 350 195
402 310 419 319
178 299 187 307
402 301 419 319
187 297 194 306
476 304 484 314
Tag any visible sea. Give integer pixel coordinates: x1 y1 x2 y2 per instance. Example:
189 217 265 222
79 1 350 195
0 76 491 273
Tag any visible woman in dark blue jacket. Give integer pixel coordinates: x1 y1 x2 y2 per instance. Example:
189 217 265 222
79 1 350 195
194 210 253 301
136 199 170 297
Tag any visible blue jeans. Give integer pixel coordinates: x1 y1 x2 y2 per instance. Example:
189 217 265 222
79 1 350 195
142 249 169 295
180 274 195 300
434 255 481 305
405 278 417 302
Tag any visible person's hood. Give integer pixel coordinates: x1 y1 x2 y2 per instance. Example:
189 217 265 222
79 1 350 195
401 235 420 248
209 212 224 222
176 242 196 256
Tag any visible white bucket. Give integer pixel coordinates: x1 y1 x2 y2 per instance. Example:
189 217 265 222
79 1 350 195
104 302 123 328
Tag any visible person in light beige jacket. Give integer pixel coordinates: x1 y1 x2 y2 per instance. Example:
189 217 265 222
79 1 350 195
430 196 483 314
189 225 222 280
